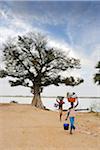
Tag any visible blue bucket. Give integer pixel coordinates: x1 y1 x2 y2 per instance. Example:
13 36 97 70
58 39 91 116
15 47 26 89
63 123 69 130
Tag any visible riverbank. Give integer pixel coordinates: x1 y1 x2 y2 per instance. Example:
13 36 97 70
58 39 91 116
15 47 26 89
0 103 100 150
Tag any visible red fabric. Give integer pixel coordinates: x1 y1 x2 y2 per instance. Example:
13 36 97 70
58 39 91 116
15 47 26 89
68 98 76 102
56 100 64 104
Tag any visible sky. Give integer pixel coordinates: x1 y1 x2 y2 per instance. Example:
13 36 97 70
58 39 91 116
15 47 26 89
0 1 100 98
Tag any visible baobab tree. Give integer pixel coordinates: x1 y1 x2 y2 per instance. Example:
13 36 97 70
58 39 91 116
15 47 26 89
0 32 83 109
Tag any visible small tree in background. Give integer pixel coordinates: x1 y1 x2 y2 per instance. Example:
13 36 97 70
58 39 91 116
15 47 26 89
93 61 100 85
0 32 83 109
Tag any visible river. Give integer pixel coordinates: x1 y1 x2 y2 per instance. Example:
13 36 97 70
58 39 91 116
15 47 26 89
0 96 100 112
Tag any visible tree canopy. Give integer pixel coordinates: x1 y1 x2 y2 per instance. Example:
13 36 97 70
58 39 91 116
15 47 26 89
0 32 83 108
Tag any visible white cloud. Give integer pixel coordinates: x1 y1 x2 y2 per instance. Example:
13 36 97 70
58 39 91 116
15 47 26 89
0 8 43 46
48 38 70 53
0 27 17 43
90 46 100 65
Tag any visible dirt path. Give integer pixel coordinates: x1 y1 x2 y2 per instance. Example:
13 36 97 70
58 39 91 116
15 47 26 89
0 104 100 150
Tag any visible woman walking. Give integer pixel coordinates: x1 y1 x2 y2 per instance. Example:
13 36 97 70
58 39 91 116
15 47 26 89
56 96 65 121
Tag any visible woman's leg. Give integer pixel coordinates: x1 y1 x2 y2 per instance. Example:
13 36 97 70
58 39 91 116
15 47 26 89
69 117 75 134
59 109 62 121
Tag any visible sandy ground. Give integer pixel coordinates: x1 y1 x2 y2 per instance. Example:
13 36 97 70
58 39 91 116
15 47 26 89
0 104 100 150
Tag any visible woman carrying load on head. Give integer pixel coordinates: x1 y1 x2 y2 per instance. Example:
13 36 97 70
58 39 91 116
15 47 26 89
65 96 79 134
56 96 65 121
67 92 78 106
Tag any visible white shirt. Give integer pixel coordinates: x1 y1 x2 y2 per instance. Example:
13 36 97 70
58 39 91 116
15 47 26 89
68 108 76 117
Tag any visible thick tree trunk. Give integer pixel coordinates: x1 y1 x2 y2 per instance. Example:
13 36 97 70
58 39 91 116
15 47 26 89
32 94 44 109
32 82 44 109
